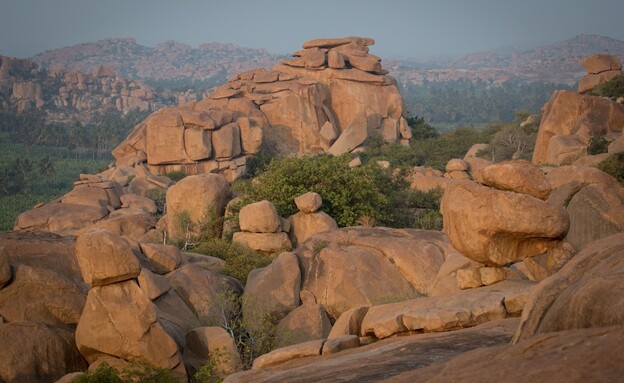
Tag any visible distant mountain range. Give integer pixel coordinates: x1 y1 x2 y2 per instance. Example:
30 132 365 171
29 34 624 89
32 38 286 88
387 34 624 86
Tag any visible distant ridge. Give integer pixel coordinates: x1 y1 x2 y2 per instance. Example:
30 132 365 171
32 38 285 85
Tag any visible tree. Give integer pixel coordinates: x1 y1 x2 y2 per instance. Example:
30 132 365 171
39 155 56 177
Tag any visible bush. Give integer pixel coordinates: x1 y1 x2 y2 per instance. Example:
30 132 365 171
592 74 624 99
235 155 397 227
193 239 272 284
165 170 187 182
233 154 443 230
75 360 177 383
588 135 609 155
598 152 624 184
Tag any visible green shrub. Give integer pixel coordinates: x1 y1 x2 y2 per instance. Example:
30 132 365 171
165 170 187 182
74 360 177 383
193 239 272 284
588 135 609 155
592 74 624 99
244 150 274 178
598 152 624 184
234 154 444 229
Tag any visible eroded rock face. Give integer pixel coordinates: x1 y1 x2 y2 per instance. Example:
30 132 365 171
532 90 624 166
441 181 569 266
513 233 624 343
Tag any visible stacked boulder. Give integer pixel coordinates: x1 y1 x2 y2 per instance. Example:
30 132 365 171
287 192 338 246
111 37 410 182
578 54 622 94
443 159 471 180
233 200 292 254
532 54 624 166
74 230 187 379
441 160 573 284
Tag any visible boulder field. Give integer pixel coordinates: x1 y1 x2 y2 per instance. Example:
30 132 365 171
1 46 623 382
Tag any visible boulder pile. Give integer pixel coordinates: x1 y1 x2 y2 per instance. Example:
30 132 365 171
112 36 410 182
233 200 292 253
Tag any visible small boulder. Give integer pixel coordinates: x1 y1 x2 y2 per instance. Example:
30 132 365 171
288 211 338 247
239 200 281 233
232 232 292 253
140 243 182 274
184 327 243 377
0 248 10 289
275 303 332 348
480 160 551 200
294 192 323 213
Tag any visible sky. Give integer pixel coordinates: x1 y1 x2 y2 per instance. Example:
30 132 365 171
1 0 623 59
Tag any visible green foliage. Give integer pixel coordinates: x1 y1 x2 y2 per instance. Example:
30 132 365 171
193 239 272 285
233 154 444 230
243 150 274 178
588 135 609 155
165 170 187 182
145 188 167 217
0 142 109 231
74 362 122 383
212 290 277 370
74 360 177 383
401 79 571 124
406 115 439 140
598 152 624 184
592 74 624 99
476 122 538 162
235 155 396 227
192 349 227 383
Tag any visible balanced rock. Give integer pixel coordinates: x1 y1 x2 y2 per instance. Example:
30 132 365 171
480 160 551 200
239 200 282 233
75 230 140 287
441 181 569 266
294 192 323 213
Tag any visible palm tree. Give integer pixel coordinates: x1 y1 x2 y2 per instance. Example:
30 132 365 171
39 155 56 177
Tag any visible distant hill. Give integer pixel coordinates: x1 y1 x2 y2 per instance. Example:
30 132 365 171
32 38 286 88
388 34 624 86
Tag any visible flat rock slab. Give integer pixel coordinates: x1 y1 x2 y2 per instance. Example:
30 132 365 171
361 281 535 339
223 319 518 383
383 325 624 383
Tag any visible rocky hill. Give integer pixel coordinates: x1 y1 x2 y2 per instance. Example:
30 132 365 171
0 54 196 124
389 34 624 85
32 38 285 87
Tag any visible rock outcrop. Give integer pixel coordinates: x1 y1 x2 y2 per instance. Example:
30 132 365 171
111 37 409 182
441 180 569 266
578 54 623 94
532 90 624 166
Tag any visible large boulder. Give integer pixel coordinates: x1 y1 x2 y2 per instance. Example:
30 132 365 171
441 181 569 266
75 230 141 287
532 90 624 165
275 303 332 347
294 227 457 319
166 263 242 326
166 173 230 241
243 252 301 331
75 280 184 373
14 202 108 235
0 323 87 383
183 326 243 377
480 160 551 200
513 233 624 343
238 200 282 233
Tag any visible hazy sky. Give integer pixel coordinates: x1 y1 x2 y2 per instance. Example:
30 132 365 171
1 0 623 58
